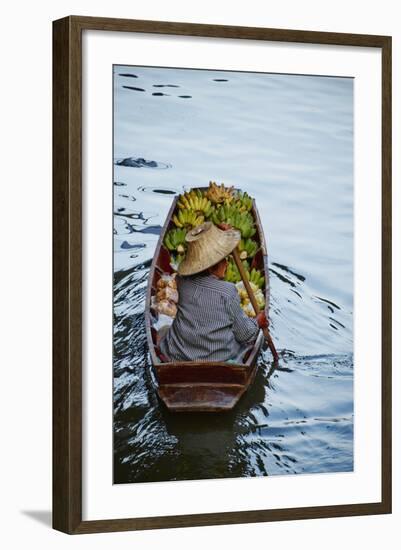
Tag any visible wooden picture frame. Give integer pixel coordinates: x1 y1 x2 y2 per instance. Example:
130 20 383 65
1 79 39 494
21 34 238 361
53 15 392 534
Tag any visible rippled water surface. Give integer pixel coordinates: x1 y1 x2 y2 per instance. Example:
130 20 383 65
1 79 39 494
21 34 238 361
113 66 354 483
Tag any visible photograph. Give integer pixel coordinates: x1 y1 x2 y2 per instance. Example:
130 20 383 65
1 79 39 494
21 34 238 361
112 64 354 485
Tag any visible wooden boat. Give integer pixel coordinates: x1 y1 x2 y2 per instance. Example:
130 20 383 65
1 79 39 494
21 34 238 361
145 188 269 412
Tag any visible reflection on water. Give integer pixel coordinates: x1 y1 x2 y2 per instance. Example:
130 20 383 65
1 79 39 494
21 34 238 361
113 65 354 483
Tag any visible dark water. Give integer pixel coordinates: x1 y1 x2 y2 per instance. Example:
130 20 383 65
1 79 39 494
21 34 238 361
113 66 354 483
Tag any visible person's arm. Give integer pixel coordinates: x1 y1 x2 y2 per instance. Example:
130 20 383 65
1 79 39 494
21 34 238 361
228 288 260 344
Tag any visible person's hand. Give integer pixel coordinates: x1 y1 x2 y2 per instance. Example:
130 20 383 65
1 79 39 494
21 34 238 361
217 222 232 231
256 311 269 329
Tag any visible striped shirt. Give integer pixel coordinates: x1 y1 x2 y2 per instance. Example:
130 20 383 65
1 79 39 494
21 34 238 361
160 272 259 362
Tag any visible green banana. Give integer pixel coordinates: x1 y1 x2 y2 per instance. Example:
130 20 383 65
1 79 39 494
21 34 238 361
233 191 253 212
224 258 250 284
164 227 187 253
238 238 258 259
211 205 256 238
248 267 265 289
170 253 185 268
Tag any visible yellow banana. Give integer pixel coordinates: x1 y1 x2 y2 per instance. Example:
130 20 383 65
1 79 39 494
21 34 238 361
173 214 182 227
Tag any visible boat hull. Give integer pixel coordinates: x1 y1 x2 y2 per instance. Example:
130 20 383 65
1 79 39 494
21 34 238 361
145 189 269 412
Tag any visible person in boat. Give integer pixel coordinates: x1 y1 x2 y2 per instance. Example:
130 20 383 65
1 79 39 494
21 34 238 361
159 221 268 363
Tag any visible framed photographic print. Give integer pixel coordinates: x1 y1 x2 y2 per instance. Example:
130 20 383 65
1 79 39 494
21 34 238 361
52 16 392 534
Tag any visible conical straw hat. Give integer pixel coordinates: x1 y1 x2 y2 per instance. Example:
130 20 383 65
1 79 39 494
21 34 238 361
178 222 240 276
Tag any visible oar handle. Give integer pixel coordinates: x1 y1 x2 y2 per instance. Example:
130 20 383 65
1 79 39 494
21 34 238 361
232 248 279 362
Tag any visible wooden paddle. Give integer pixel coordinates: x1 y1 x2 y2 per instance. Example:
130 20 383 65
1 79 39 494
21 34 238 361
232 247 279 362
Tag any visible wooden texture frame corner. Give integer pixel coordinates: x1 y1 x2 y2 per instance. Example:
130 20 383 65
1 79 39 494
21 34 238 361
52 15 392 534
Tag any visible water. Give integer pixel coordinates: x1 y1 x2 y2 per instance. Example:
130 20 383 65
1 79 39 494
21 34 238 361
113 66 354 483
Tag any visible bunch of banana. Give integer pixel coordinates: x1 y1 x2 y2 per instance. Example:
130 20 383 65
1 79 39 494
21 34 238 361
170 253 185 269
177 190 214 218
173 209 204 229
233 191 253 212
247 267 265 289
236 216 255 239
205 181 236 205
224 258 250 284
224 259 241 284
182 188 204 200
241 302 257 317
211 205 256 238
211 204 243 225
235 281 265 317
164 227 187 254
238 238 258 260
